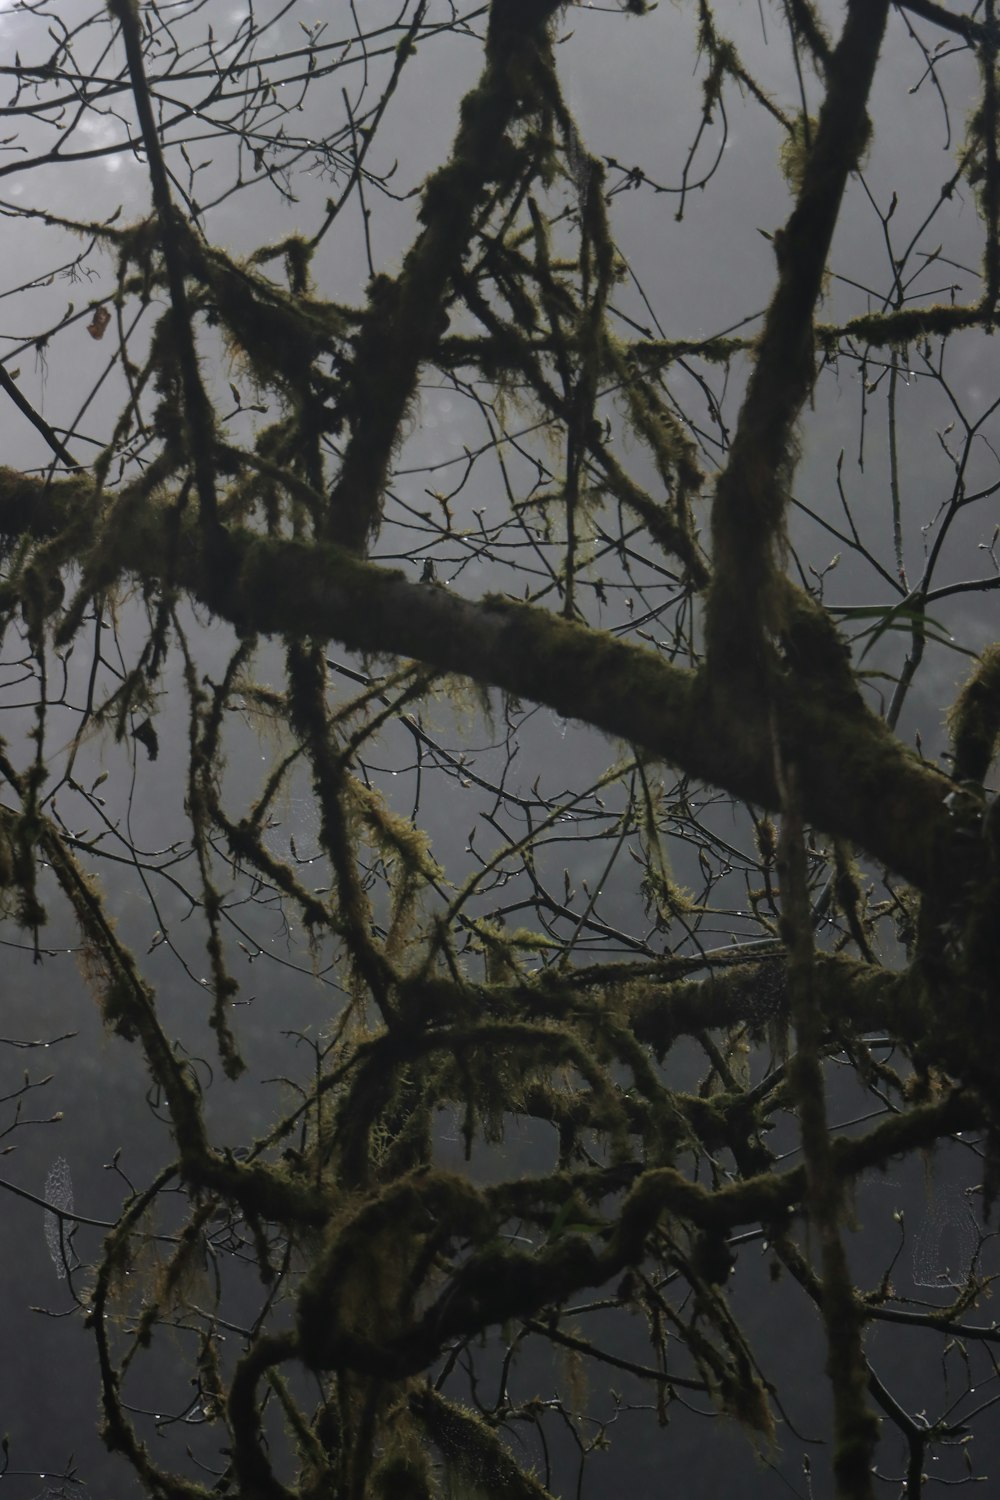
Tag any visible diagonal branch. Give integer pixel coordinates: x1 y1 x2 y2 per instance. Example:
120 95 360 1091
707 0 891 689
326 0 565 552
0 365 78 469
894 0 994 44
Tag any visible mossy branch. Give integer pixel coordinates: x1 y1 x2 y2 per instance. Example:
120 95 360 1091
326 0 565 551
0 466 955 891
706 0 891 689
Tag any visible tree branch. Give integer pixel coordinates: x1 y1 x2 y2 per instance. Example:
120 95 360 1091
0 467 953 892
707 0 891 688
107 0 219 532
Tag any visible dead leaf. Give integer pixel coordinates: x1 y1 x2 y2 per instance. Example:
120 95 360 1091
87 305 111 341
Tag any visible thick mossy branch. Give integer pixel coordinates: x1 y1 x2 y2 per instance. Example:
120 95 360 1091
289 1088 978 1382
226 1333 300 1500
0 466 954 891
706 0 890 688
326 0 565 551
401 951 922 1067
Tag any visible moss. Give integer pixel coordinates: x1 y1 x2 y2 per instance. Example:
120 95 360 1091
202 246 343 392
778 112 820 194
948 644 1000 785
411 1386 556 1499
295 1170 491 1373
369 1452 434 1500
815 301 982 352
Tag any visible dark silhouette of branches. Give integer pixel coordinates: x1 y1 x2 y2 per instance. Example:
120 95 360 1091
0 2 997 1498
